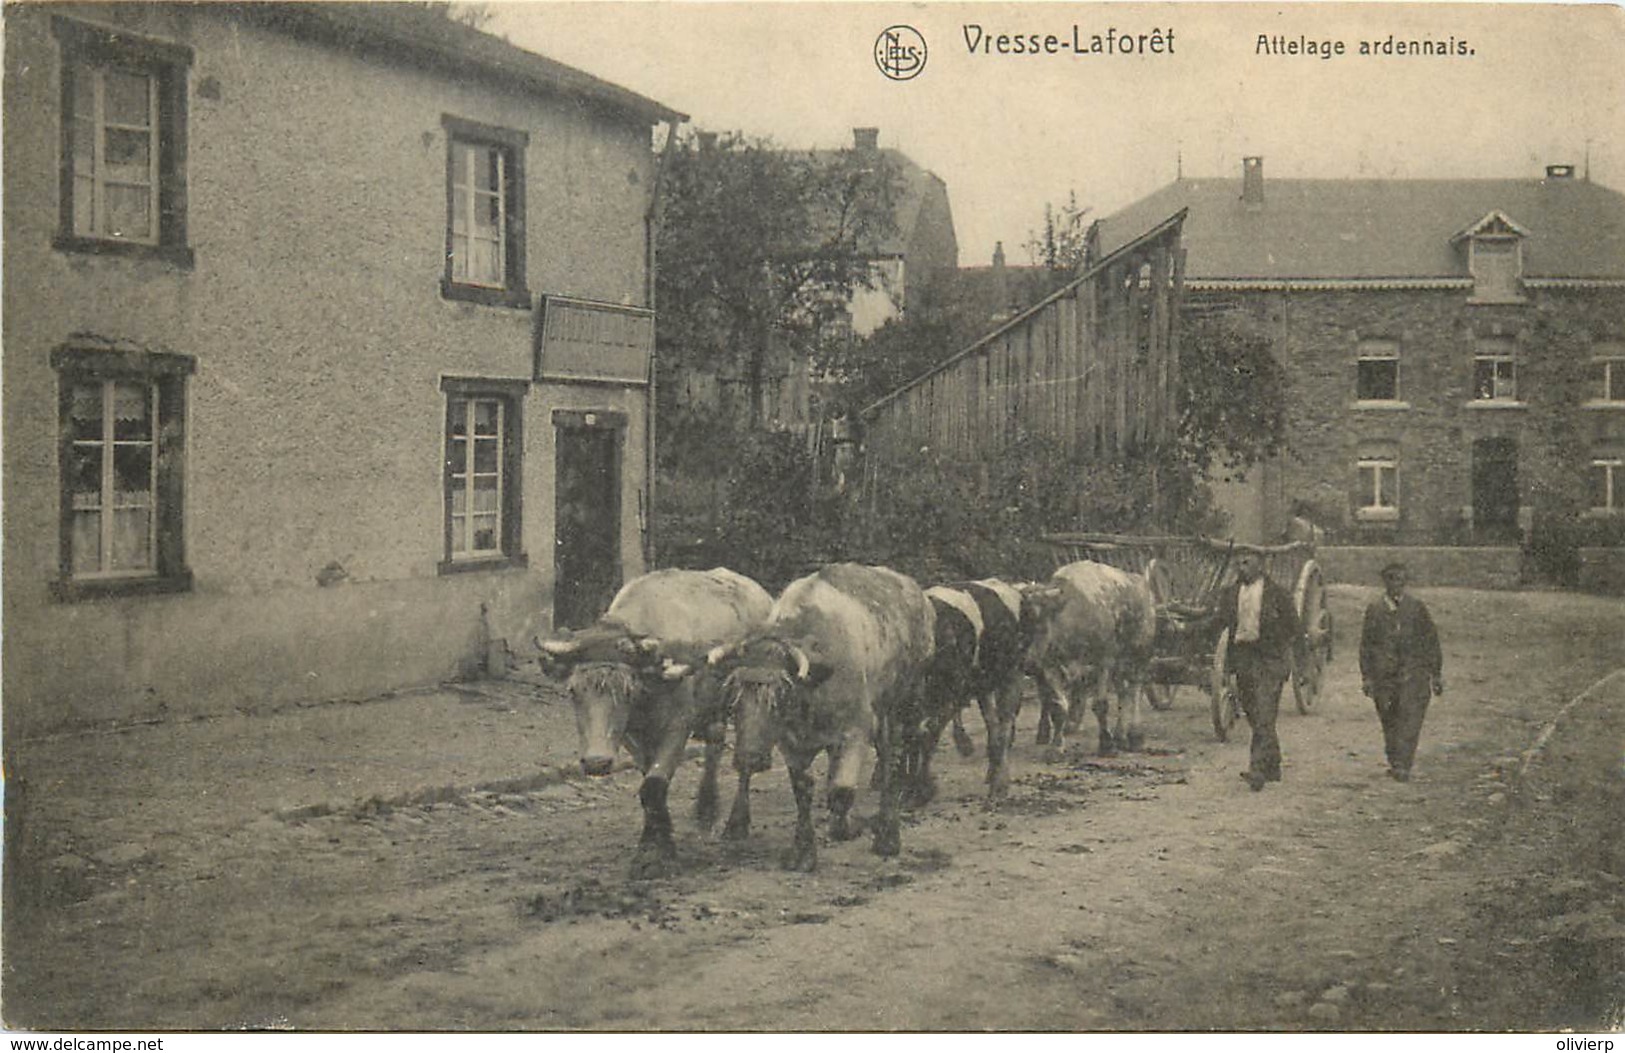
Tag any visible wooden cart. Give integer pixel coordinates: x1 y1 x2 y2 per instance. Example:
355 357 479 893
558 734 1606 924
1041 534 1334 741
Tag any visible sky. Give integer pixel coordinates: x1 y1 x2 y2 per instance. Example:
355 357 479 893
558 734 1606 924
487 2 1625 266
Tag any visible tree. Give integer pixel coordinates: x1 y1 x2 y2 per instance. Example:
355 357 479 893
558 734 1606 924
418 2 498 30
1023 190 1093 283
655 130 902 430
813 269 984 417
1176 309 1289 476
1022 192 1287 481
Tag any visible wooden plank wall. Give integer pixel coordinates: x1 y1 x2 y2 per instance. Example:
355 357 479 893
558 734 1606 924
860 216 1185 494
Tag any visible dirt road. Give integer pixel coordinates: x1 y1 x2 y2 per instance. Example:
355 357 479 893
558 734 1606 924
5 586 1622 1032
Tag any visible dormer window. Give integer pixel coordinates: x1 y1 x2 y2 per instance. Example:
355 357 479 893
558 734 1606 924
1452 210 1530 304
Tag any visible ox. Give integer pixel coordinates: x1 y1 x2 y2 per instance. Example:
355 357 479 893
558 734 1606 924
708 563 935 871
910 579 1036 805
1025 561 1158 756
537 567 773 878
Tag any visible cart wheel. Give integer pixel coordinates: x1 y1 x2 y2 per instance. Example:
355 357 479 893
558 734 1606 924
1210 632 1240 741
1292 560 1332 715
1145 558 1174 607
1144 559 1178 712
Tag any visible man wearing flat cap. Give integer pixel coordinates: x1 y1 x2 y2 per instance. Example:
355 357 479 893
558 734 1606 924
1358 562 1443 782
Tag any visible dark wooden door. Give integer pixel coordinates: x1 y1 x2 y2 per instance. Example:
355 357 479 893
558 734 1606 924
554 419 621 630
1472 437 1519 542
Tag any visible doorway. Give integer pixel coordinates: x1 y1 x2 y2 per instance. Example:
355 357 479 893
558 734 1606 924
1471 437 1519 542
553 411 623 630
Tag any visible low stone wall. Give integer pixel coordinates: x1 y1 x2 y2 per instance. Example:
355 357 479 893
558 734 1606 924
1316 546 1525 590
1577 548 1625 596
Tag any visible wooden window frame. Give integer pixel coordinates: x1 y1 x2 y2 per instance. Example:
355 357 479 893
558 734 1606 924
439 377 529 575
1354 340 1401 404
1590 457 1623 515
1590 350 1625 405
1472 343 1519 403
1466 235 1526 305
51 345 194 601
52 16 193 267
440 116 530 309
1356 455 1400 522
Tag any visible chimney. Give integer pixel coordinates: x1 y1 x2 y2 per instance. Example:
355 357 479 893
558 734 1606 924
1545 163 1576 181
1241 156 1264 208
992 241 1010 316
853 127 880 153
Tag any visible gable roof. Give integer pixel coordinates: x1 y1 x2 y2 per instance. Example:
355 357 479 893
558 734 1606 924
805 146 953 258
1094 173 1625 281
234 2 686 126
1449 209 1532 244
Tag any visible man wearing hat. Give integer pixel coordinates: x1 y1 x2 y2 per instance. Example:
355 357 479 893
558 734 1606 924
1358 562 1444 782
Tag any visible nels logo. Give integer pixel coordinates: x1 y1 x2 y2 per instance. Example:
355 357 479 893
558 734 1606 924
874 25 927 81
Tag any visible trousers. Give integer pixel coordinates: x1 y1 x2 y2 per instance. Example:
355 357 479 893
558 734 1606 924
1231 644 1288 781
1372 674 1431 775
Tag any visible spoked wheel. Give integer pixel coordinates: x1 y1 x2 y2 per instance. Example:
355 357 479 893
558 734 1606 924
1292 560 1333 715
1210 631 1240 741
1144 559 1179 712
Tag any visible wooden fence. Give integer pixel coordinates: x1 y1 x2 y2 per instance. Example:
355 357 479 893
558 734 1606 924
857 210 1188 508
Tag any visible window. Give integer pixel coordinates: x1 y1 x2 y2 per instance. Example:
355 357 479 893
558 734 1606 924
1591 346 1625 403
1356 451 1399 521
53 16 192 265
441 116 529 308
1473 338 1518 401
52 345 193 599
1469 238 1523 302
1590 457 1623 514
441 378 527 572
1355 339 1400 402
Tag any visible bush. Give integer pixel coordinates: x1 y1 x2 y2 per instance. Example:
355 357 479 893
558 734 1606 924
1525 510 1625 587
654 424 840 592
846 432 1230 586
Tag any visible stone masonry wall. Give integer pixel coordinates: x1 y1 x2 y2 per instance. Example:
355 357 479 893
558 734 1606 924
1220 287 1625 549
2 5 658 731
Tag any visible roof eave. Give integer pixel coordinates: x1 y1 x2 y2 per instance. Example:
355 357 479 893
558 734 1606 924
232 3 687 126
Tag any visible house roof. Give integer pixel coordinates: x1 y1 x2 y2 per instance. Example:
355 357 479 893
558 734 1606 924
804 146 951 257
952 261 1056 325
235 3 686 125
1093 173 1625 281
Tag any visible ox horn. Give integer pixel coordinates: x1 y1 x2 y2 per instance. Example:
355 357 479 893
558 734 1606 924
660 659 692 681
617 636 662 663
787 644 812 682
539 638 582 657
706 642 737 667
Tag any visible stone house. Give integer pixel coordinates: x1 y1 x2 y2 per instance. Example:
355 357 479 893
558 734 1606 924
1094 158 1625 550
2 2 685 732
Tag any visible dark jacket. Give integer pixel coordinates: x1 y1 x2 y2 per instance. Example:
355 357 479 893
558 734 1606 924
1214 575 1305 668
1359 593 1442 686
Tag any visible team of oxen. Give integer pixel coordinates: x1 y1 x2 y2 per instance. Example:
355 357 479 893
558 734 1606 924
537 559 1172 876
